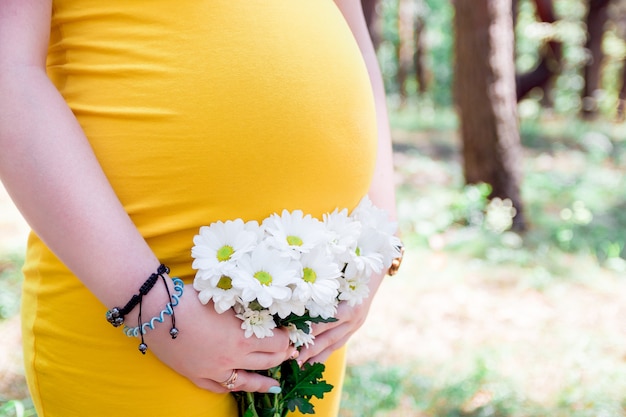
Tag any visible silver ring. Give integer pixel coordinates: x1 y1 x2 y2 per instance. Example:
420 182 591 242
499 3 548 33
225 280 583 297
220 369 239 390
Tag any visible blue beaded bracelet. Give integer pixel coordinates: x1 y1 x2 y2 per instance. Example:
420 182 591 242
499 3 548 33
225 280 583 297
123 277 184 338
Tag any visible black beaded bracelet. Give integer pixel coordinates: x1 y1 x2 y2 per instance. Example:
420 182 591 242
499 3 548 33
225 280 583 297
105 264 170 328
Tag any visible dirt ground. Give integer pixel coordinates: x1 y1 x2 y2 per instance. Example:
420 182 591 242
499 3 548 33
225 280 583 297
2 182 626 408
350 252 626 404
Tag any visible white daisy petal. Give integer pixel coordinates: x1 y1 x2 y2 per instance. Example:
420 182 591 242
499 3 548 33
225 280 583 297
338 269 371 306
287 323 315 348
324 208 361 262
236 308 276 338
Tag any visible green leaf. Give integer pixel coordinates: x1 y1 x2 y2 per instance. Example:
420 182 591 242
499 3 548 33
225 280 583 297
286 397 315 414
235 361 334 416
307 316 338 325
275 313 337 333
279 360 334 414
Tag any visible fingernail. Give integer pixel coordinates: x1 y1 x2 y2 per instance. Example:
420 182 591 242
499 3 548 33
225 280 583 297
290 349 300 360
268 386 282 394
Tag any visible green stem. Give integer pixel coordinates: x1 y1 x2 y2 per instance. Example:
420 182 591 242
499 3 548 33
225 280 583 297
246 392 260 417
274 393 286 417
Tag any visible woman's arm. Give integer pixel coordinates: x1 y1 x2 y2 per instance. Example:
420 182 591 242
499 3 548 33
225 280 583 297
0 0 160 308
298 0 397 365
0 0 293 393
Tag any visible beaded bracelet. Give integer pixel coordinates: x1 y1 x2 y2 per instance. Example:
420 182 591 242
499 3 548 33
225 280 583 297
135 272 180 354
123 278 184 338
105 264 169 327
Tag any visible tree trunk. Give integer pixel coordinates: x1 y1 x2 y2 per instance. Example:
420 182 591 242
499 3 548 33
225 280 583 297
617 61 626 121
396 0 417 106
516 0 561 101
454 0 526 231
582 0 611 118
414 5 428 94
609 1 626 119
361 0 382 49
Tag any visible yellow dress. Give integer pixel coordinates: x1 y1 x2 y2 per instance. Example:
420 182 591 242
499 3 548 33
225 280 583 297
21 1 377 416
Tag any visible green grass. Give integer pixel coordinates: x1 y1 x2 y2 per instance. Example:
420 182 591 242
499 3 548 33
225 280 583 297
0 254 33 417
342 357 626 417
0 254 24 321
0 399 36 417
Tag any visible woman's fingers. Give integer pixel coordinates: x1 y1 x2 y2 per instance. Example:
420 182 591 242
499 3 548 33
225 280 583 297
297 322 349 364
192 370 282 394
304 337 349 365
244 326 292 353
297 301 370 364
237 349 298 372
232 370 283 394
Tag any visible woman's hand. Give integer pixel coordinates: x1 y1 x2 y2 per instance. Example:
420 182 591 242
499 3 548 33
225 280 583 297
138 283 297 394
296 271 385 365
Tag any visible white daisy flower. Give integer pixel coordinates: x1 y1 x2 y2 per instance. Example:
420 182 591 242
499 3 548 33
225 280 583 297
323 208 361 264
287 323 315 348
338 269 371 306
350 196 401 269
262 209 330 259
292 248 341 319
306 298 338 320
193 267 245 314
344 228 385 278
237 308 276 338
234 246 298 309
351 196 397 235
191 219 259 281
357 228 402 271
268 296 307 319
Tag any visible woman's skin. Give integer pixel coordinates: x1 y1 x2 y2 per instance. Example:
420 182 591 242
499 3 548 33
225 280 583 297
0 0 396 394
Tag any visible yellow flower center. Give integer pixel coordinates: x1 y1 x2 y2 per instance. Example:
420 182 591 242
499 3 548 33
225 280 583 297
217 275 233 290
303 267 317 283
216 245 234 262
254 271 273 286
286 235 303 246
355 247 361 256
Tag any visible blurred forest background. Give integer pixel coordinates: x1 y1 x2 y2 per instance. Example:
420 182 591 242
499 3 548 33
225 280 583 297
2 0 626 416
368 0 626 265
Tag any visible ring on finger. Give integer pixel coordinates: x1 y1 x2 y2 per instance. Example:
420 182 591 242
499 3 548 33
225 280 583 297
220 369 239 391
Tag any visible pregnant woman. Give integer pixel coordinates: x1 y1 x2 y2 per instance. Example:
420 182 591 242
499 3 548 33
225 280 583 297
0 1 397 416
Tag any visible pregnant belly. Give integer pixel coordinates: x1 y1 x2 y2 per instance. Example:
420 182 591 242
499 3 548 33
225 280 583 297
48 0 377 231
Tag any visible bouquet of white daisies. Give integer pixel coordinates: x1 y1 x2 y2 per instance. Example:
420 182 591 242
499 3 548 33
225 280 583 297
191 196 401 417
